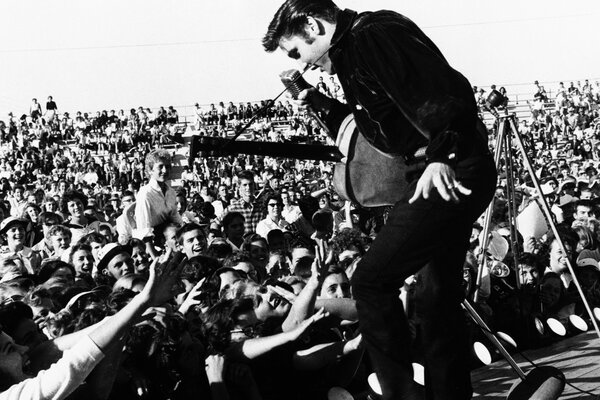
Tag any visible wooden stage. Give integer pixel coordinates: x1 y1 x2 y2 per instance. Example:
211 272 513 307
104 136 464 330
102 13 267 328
471 331 600 399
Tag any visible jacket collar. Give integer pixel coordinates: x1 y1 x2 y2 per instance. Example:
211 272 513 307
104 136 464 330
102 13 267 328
329 9 359 62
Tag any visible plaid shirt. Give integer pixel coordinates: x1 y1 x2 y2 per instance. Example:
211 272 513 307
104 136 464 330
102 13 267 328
225 198 264 235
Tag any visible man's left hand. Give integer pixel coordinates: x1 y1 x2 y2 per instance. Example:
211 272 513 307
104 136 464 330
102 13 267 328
408 162 471 204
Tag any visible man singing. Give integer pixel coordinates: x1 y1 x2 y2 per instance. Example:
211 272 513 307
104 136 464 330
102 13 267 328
263 1 497 399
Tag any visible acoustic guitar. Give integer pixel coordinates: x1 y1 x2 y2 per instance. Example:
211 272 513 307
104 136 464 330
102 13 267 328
188 115 414 207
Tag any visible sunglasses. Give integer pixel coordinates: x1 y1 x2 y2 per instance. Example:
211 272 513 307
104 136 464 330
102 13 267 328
230 326 256 338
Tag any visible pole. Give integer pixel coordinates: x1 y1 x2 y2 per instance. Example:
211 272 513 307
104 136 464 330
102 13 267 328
505 115 600 339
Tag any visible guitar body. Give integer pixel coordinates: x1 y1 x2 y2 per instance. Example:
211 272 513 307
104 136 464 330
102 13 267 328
333 115 411 207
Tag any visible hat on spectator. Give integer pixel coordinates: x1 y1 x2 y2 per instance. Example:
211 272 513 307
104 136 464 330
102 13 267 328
97 243 132 274
576 257 600 271
0 217 28 235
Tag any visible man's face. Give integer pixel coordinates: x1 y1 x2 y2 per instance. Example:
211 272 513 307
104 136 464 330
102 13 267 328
238 179 255 201
121 195 134 209
574 205 593 223
320 272 351 299
180 229 207 258
150 161 171 183
518 264 539 287
279 27 335 74
50 233 71 251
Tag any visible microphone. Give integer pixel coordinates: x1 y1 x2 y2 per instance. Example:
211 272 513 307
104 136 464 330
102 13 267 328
280 69 330 135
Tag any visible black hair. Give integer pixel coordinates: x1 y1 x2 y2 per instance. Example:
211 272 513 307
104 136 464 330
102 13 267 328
201 297 255 354
61 190 88 215
176 222 205 245
263 0 340 52
0 301 33 338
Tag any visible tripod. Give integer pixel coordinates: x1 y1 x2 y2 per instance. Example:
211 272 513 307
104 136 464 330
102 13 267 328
473 112 600 339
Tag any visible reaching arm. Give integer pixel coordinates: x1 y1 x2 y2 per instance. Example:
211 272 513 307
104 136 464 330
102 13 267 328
226 309 326 361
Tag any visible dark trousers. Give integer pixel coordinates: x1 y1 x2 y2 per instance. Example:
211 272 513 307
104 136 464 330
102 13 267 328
352 153 496 400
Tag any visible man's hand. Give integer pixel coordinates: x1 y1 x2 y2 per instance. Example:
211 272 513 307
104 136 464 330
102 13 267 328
296 88 333 116
409 162 471 204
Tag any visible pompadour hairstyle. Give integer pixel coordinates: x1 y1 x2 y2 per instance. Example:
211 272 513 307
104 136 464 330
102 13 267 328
262 0 340 52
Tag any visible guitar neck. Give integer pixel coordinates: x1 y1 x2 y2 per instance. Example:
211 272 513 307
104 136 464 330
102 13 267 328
189 135 343 163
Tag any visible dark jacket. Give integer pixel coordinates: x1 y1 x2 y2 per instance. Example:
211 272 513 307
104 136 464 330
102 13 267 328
325 9 488 165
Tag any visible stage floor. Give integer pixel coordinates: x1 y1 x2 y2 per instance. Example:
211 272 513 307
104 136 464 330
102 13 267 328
471 331 600 399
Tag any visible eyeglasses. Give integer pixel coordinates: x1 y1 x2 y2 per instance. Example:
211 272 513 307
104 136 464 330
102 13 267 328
268 203 283 208
230 326 256 338
2 295 24 305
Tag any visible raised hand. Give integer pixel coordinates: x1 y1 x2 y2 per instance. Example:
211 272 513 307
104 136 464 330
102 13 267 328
286 308 328 342
178 278 206 315
141 248 187 307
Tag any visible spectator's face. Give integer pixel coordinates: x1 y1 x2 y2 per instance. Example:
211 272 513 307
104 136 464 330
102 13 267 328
99 228 113 244
164 227 178 251
71 248 94 275
518 264 539 287
218 270 243 292
52 266 74 282
50 233 70 251
90 241 104 262
5 225 25 247
25 206 38 223
267 199 283 219
232 261 257 282
230 310 260 343
320 272 351 299
67 199 84 218
281 192 290 205
254 286 291 321
238 179 255 201
106 253 134 280
225 216 245 241
131 246 150 273
13 189 23 201
150 160 171 183
180 229 207 258
574 205 593 223
175 196 187 214
249 240 268 268
549 240 572 274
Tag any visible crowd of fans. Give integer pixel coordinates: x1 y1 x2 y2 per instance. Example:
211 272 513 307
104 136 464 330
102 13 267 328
0 76 599 399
